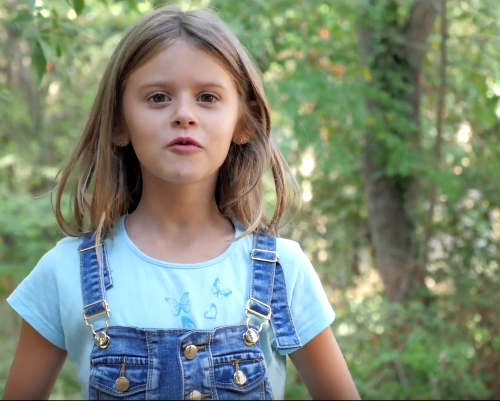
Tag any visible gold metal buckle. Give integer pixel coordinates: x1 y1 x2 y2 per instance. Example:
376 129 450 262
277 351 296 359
82 300 111 348
249 249 279 263
245 298 272 321
245 297 272 334
83 300 110 321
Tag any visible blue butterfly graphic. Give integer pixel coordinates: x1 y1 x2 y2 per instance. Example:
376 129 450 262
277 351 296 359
211 278 232 298
165 292 191 316
181 316 197 329
204 303 217 320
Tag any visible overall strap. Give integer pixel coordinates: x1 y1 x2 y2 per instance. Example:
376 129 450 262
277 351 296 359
249 232 302 351
79 232 113 330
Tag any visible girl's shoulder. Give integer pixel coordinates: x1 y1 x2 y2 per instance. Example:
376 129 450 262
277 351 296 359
271 236 317 280
35 235 84 272
45 226 124 265
275 236 303 256
233 218 314 278
33 232 114 280
275 237 318 281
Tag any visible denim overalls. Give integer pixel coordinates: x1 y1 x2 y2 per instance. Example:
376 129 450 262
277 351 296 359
78 231 302 400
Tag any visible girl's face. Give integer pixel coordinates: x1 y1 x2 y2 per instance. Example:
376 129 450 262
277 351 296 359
121 41 242 187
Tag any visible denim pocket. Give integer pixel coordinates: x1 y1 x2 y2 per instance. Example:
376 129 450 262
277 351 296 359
89 355 148 400
213 351 268 400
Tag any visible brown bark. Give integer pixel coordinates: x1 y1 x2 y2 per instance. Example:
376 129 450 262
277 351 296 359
357 0 438 302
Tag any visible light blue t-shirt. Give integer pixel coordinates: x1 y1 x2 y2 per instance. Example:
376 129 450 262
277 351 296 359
7 216 335 399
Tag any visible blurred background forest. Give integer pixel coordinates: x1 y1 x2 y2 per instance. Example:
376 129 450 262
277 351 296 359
1 0 499 399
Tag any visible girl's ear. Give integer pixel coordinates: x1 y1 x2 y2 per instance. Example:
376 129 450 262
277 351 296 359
232 100 258 145
112 136 130 147
232 122 252 145
112 125 130 147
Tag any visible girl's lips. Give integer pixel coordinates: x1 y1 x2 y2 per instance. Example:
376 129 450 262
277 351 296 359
167 136 203 148
167 144 203 153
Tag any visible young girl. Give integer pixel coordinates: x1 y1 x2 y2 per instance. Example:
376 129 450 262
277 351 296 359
3 6 359 401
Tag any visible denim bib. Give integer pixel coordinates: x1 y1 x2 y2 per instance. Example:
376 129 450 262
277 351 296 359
78 232 301 400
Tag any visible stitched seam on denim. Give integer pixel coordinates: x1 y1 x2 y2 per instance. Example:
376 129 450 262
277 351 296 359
93 383 147 393
102 244 113 289
266 235 275 306
278 265 301 346
97 244 106 306
212 357 263 366
91 363 148 366
106 327 192 333
214 361 264 389
213 324 257 331
104 324 254 333
265 236 276 308
88 387 98 400
80 233 108 320
177 334 186 399
79 237 86 308
91 355 148 364
146 331 153 400
183 344 207 351
250 233 276 310
214 382 262 388
207 331 215 400
267 266 275 306
88 360 96 400
249 232 258 303
214 381 263 389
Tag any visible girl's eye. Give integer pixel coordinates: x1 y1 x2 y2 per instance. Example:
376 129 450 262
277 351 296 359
198 93 218 103
149 93 168 103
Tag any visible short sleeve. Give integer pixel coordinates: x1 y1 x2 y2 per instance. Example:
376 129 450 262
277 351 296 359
278 241 336 355
6 247 66 350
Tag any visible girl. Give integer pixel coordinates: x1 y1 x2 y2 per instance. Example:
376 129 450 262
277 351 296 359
3 5 359 401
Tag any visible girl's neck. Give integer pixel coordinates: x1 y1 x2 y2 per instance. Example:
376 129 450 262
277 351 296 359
126 176 233 242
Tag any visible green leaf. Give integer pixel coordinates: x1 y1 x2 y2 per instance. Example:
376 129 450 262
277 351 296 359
55 43 62 58
30 40 47 85
38 38 54 62
11 9 33 24
66 0 85 16
27 0 36 15
0 84 11 101
126 0 139 12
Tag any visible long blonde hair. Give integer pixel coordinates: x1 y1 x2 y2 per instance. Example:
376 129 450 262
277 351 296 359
53 5 299 240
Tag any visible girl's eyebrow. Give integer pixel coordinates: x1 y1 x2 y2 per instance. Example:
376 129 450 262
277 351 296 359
138 80 227 91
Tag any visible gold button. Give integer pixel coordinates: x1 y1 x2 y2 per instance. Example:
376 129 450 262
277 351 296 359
188 390 202 400
233 369 247 386
115 376 130 392
184 345 198 360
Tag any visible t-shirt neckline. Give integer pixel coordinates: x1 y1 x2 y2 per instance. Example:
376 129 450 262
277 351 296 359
114 215 244 269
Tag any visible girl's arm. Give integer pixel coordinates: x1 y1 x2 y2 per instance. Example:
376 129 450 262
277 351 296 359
290 327 360 400
2 319 67 400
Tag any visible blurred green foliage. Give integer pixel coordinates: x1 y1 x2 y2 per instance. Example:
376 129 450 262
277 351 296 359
1 0 500 399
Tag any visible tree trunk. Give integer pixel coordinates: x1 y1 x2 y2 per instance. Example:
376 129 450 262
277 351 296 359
1 0 47 166
357 0 438 302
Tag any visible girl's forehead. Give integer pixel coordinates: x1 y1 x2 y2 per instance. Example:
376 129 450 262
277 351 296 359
126 42 236 91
